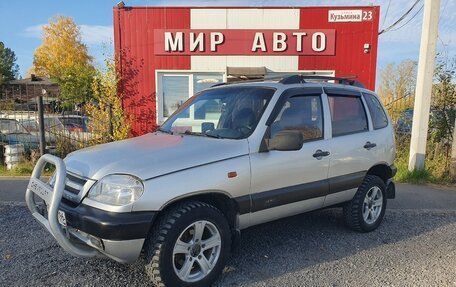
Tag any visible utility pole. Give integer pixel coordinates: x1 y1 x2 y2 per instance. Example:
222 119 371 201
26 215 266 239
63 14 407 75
37 95 46 156
450 117 456 180
408 0 440 171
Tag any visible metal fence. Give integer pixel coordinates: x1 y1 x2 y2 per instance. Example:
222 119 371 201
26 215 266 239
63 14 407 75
381 94 455 179
0 82 94 169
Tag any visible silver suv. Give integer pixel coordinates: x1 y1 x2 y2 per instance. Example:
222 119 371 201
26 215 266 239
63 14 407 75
26 75 396 287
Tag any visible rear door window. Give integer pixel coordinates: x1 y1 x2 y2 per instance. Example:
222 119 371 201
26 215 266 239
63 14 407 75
327 94 368 137
363 92 388 129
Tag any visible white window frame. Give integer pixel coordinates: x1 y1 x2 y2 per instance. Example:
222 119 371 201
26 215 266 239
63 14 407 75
156 70 226 124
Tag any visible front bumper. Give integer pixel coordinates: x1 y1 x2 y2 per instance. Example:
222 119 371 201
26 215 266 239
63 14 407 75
25 154 155 263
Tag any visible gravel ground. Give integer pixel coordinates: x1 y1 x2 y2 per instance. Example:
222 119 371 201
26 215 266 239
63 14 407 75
1 203 455 287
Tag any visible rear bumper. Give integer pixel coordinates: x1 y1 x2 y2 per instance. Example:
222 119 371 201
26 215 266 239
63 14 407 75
25 154 155 263
386 179 396 199
390 164 397 178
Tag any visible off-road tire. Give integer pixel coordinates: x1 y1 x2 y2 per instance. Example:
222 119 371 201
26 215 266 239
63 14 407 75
343 175 387 232
143 201 231 287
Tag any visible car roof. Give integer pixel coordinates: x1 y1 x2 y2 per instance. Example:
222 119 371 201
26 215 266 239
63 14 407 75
210 80 376 96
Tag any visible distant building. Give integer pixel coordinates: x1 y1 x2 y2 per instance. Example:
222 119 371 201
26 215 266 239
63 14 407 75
0 75 60 111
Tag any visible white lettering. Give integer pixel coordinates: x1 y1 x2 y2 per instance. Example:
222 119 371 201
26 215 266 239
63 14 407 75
312 32 326 52
210 32 224 52
273 32 287 52
251 32 266 52
328 10 363 22
292 32 307 52
164 32 183 52
190 32 204 52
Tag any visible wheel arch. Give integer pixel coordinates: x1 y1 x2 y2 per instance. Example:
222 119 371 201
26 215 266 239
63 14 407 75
156 191 243 247
366 163 394 182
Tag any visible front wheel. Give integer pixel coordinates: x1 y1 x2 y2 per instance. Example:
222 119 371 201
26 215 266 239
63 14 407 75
144 201 231 287
343 175 387 232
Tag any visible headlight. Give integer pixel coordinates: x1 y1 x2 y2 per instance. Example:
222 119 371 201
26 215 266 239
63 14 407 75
87 174 144 206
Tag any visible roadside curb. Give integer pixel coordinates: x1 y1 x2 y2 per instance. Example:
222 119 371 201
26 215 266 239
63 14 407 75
0 201 27 206
0 176 49 180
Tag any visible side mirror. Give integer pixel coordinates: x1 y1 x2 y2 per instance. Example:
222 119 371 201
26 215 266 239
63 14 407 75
269 130 304 151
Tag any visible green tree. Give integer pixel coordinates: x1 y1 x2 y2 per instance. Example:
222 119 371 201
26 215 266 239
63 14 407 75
32 16 95 104
0 41 19 84
429 55 456 144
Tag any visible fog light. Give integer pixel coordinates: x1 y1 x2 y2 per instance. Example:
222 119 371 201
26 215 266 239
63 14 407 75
89 235 103 250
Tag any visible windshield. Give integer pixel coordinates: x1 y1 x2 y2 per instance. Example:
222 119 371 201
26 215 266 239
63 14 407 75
0 119 29 134
160 86 275 139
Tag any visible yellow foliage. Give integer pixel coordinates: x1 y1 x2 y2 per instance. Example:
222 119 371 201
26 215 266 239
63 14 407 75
32 16 95 104
86 57 130 144
33 15 93 78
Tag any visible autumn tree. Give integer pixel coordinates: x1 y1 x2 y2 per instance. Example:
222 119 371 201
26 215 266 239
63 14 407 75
378 60 417 101
0 41 19 85
86 56 130 144
32 16 95 105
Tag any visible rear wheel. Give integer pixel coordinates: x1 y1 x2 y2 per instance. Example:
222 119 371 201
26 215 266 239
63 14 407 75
343 175 387 232
144 201 231 287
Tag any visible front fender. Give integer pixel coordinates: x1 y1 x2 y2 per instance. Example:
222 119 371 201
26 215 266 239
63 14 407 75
132 155 251 212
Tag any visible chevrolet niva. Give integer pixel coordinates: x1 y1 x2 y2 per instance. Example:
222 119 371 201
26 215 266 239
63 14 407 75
26 75 396 287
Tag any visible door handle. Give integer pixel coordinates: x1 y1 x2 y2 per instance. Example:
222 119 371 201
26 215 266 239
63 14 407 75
313 149 330 159
364 141 377 150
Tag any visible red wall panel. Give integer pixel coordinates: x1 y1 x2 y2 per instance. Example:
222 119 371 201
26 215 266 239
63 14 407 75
114 8 191 136
299 6 379 90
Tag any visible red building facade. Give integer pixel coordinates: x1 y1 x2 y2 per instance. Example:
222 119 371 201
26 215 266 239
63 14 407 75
114 6 379 135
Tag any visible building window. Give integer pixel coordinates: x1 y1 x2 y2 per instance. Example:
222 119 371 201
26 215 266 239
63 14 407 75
158 72 224 123
193 74 224 94
162 75 189 118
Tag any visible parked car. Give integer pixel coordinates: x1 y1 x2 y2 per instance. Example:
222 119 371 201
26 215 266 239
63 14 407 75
0 118 40 152
20 116 65 146
26 75 396 287
58 115 92 142
59 115 89 132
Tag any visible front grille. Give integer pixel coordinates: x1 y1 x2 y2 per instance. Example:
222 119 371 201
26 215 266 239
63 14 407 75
65 173 88 195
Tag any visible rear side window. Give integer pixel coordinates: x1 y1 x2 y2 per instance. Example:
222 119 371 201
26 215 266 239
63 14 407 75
328 95 368 137
363 93 388 129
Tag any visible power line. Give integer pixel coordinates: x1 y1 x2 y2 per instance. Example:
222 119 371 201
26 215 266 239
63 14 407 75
380 0 392 30
388 4 423 32
379 0 422 35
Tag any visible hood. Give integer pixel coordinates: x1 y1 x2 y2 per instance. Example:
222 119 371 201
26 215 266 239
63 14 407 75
64 132 250 180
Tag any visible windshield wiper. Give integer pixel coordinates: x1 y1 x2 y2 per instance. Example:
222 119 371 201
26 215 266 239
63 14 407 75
183 130 223 139
157 128 173 135
183 130 205 137
204 133 222 139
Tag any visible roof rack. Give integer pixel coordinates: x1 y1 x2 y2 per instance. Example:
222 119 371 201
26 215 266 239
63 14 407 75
211 74 365 89
279 75 365 88
211 75 286 88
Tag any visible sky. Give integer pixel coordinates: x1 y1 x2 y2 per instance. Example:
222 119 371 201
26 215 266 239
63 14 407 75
1 0 455 78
